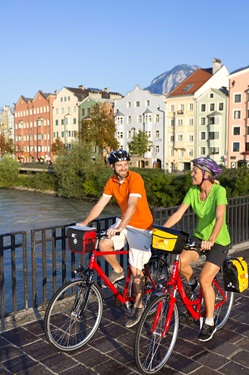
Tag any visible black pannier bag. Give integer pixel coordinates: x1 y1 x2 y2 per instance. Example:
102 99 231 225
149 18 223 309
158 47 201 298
223 256 248 293
67 225 97 254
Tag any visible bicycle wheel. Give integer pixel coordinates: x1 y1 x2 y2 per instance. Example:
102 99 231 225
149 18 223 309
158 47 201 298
134 294 179 374
44 279 103 351
212 270 234 330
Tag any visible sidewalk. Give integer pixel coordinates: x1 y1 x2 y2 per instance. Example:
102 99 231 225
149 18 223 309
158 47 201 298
1 245 249 375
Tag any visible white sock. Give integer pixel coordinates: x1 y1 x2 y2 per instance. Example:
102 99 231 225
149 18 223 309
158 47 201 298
205 318 214 326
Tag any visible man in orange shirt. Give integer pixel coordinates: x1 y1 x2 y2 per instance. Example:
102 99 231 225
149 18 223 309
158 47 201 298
77 149 153 327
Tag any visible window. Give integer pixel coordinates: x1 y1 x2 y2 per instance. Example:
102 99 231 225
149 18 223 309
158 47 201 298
210 103 215 111
127 102 131 108
210 93 214 98
208 131 219 140
234 110 241 119
145 114 152 123
189 118 194 126
201 147 206 155
145 131 151 137
177 134 183 141
116 116 123 125
177 119 183 126
201 132 206 140
219 102 224 111
246 142 249 152
201 117 206 125
233 142 240 152
155 114 159 122
234 94 241 103
135 101 140 107
210 147 219 155
117 132 123 138
201 104 206 112
60 97 63 102
137 115 142 123
170 105 175 112
82 109 85 116
233 127 240 135
171 119 175 127
189 103 194 111
189 135 194 142
188 149 193 156
156 130 159 137
156 145 159 152
209 116 219 125
73 118 76 124
127 116 131 124
146 100 150 106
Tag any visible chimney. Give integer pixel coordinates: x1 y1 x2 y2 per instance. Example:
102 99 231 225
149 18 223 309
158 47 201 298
104 87 109 93
54 90 58 94
79 85 85 90
212 58 222 74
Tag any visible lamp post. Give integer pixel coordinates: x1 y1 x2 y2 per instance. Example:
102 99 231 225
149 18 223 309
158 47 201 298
157 106 166 171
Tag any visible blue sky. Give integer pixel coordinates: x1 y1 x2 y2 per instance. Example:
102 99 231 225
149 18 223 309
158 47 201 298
1 0 249 107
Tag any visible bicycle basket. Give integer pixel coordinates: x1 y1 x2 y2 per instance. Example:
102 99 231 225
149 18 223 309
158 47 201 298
67 225 97 254
152 224 189 254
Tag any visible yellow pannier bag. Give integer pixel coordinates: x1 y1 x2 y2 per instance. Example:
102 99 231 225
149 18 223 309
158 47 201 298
223 257 248 293
152 225 189 254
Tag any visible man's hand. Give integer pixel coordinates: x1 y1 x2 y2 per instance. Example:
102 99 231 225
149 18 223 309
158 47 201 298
107 227 121 237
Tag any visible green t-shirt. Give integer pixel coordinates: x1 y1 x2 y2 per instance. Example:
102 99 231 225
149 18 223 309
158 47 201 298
183 184 230 246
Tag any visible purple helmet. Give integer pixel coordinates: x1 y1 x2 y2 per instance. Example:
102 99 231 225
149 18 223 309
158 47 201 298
191 157 222 178
108 149 130 164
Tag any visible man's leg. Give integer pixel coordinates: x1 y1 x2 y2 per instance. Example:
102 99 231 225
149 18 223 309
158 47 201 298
130 265 145 308
99 238 123 273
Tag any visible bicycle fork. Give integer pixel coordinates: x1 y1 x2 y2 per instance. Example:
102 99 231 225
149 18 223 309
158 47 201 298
152 294 176 338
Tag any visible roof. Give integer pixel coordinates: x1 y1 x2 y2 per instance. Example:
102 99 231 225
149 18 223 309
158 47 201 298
65 86 122 101
167 68 213 98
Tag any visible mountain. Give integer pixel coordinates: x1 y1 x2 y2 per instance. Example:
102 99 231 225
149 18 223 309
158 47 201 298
145 64 200 95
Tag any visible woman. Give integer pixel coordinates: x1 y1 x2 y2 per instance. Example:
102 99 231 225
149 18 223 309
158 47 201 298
163 157 230 342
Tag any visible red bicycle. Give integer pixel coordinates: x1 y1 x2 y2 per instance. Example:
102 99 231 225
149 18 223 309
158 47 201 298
44 226 169 351
134 225 235 374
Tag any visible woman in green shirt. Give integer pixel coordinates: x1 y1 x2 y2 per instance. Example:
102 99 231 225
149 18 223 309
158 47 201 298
163 157 230 342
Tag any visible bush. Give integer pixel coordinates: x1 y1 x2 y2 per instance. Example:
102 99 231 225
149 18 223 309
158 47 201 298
0 156 19 187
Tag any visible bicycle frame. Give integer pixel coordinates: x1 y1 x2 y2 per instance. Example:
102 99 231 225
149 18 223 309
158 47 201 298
81 248 157 306
155 253 228 337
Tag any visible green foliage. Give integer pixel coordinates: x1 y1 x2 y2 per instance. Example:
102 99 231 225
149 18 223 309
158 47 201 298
79 103 118 155
128 130 153 156
0 155 19 186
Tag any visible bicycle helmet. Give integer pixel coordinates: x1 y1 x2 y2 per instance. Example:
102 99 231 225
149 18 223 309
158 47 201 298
108 149 130 164
191 157 222 178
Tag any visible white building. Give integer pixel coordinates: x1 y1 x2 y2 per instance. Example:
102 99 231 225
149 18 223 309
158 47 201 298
114 85 167 170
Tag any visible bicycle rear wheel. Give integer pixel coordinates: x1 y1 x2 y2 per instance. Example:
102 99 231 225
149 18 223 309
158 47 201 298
44 279 103 351
134 294 179 374
213 270 234 329
146 252 169 287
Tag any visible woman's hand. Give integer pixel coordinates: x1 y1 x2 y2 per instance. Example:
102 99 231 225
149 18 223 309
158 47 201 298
200 240 214 250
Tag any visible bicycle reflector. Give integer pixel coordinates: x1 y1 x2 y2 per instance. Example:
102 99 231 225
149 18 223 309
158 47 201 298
67 226 97 253
152 224 189 254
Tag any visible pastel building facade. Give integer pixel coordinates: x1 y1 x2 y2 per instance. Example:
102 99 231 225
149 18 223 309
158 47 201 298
227 67 249 168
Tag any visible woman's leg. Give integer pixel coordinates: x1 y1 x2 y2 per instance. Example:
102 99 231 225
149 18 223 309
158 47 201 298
199 261 220 319
179 249 199 281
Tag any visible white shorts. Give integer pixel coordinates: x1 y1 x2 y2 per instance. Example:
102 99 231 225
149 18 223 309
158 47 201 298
109 218 152 270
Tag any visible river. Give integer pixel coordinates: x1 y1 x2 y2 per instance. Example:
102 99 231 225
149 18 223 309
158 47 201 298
0 188 120 234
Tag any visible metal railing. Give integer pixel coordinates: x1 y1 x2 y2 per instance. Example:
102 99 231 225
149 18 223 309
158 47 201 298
0 196 249 318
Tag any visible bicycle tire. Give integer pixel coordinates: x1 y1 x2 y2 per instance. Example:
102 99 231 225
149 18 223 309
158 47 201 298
44 279 103 351
213 270 234 330
134 294 179 374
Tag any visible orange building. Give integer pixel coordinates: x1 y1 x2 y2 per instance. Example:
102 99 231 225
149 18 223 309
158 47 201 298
15 91 56 163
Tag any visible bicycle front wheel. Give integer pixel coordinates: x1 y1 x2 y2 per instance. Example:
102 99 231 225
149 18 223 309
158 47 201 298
213 271 234 330
134 294 179 374
44 279 103 351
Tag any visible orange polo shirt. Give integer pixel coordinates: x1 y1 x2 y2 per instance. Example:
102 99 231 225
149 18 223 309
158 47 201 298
103 170 153 230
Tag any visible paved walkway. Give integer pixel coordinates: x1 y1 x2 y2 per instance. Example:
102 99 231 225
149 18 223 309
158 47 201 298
1 245 249 375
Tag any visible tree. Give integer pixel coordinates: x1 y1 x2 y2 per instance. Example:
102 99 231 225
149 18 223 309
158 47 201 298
128 130 153 156
51 138 65 155
0 133 15 156
0 155 19 186
79 103 118 157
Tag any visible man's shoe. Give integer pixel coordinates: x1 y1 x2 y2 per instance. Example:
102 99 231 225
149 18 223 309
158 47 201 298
108 270 125 284
198 322 217 342
126 306 144 328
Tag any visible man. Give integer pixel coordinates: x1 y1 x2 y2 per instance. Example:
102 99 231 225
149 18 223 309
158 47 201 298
77 149 153 327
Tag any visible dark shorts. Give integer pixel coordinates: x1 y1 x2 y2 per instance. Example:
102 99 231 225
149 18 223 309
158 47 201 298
191 236 230 267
